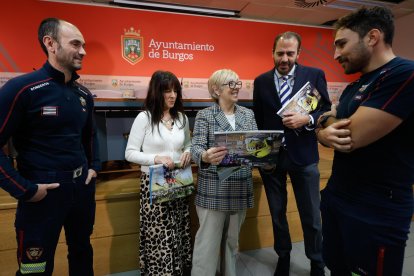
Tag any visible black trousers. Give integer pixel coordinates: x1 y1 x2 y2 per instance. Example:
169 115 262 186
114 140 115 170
15 166 96 276
259 148 323 265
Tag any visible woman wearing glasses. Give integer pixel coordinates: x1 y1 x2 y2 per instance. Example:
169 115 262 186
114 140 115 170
191 69 257 276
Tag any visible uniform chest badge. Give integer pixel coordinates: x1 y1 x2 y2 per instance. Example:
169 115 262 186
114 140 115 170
79 96 86 107
79 97 87 112
41 106 58 116
358 82 371 92
79 97 86 112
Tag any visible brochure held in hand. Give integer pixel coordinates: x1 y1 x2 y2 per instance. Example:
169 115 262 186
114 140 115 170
214 130 283 167
214 130 283 182
148 162 194 204
277 81 321 118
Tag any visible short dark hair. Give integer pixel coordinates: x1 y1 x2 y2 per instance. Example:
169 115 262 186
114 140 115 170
38 18 61 56
272 31 302 53
144 70 186 133
334 6 394 46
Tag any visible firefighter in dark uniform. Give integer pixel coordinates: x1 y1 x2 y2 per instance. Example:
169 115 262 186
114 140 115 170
0 18 100 275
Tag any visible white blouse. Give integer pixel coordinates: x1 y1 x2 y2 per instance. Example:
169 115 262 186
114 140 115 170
225 114 235 130
125 111 191 173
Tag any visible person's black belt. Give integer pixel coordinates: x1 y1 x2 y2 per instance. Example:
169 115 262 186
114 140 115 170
23 166 84 181
53 166 83 179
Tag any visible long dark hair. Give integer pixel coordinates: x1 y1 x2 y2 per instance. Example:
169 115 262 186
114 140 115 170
144 70 186 133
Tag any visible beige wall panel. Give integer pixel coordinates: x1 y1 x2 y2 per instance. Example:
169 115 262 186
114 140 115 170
5 146 396 274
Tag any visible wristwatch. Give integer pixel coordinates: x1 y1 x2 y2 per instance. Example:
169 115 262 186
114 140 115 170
307 115 314 127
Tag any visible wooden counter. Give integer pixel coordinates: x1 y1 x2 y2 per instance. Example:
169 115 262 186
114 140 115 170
0 146 333 275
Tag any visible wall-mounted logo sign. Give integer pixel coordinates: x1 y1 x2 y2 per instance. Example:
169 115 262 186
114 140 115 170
122 27 144 65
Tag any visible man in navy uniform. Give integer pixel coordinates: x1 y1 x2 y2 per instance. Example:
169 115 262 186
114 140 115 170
317 6 414 275
0 18 100 275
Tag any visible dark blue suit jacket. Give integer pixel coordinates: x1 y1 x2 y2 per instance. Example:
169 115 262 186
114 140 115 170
253 64 331 166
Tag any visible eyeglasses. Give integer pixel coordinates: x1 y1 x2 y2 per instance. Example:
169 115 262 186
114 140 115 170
222 81 242 90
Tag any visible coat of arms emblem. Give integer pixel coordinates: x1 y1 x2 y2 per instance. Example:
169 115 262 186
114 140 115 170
26 247 44 261
122 27 143 65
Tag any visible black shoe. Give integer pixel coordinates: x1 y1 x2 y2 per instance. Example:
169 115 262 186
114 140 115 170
310 261 325 276
274 255 290 276
182 265 192 276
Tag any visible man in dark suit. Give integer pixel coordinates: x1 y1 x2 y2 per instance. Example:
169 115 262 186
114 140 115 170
253 31 331 276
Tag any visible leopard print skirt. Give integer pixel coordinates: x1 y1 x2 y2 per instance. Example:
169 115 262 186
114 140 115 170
139 173 192 275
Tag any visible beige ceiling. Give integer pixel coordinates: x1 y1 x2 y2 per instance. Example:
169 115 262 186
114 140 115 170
61 0 414 26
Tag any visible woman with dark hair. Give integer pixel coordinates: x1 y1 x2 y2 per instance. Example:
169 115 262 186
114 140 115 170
125 70 192 275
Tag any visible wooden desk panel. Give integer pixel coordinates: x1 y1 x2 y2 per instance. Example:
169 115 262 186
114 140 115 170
0 146 335 275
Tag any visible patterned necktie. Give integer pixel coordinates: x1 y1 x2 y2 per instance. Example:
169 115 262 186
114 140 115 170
279 75 291 106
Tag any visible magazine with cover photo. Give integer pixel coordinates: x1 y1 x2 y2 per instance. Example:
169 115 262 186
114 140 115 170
148 162 194 204
214 130 283 182
214 130 283 167
277 81 322 118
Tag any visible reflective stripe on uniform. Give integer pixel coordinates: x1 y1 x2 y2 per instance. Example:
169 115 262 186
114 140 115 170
20 262 46 274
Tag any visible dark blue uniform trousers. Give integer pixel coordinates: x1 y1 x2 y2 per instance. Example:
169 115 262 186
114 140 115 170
15 166 96 276
321 188 409 276
259 147 324 265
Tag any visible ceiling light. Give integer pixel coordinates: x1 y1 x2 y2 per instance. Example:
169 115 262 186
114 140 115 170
112 0 240 17
295 0 398 9
294 0 328 8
